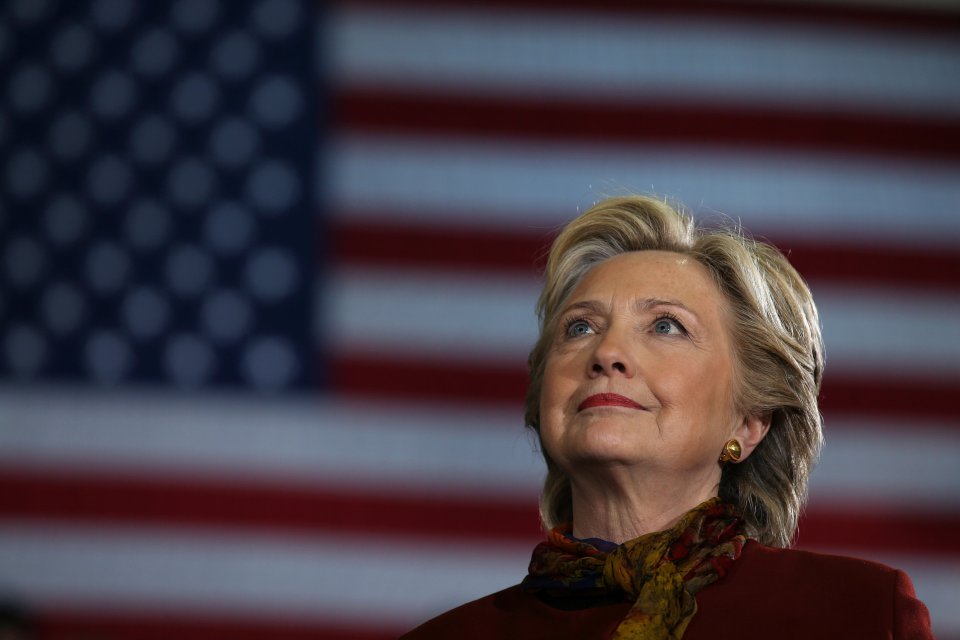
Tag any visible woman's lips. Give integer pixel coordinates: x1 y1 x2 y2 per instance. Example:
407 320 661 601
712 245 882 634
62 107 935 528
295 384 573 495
578 393 646 411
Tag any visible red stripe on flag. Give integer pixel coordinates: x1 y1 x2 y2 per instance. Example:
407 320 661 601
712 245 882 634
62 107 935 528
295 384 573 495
796 505 960 557
0 469 543 543
330 218 960 292
818 375 960 422
330 353 960 423
337 89 960 162
774 240 960 293
36 610 401 640
331 354 528 406
3 469 959 556
330 218 555 275
338 0 960 34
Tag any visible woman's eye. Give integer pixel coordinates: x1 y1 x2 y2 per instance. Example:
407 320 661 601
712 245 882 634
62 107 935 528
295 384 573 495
565 320 594 338
653 318 684 335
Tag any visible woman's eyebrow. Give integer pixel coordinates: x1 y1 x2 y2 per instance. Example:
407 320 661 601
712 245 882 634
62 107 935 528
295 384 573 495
633 298 701 322
559 300 606 316
560 298 701 322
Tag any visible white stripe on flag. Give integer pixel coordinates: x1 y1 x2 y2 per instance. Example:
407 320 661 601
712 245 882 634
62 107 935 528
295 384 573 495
1 388 957 506
331 7 960 116
0 387 540 497
327 268 960 375
329 135 960 245
810 424 960 508
0 522 530 628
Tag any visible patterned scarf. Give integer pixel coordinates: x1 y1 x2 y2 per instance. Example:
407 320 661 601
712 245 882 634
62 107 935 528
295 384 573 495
521 497 748 639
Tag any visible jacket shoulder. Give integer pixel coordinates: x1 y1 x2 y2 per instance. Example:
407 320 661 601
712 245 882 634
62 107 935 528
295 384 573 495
743 542 902 577
399 586 523 640
400 583 632 640
687 541 933 639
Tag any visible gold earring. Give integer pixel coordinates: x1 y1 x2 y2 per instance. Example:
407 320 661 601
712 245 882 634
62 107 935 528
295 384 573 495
719 439 742 463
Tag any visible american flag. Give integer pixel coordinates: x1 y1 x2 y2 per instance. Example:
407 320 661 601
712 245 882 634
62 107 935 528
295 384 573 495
0 0 958 638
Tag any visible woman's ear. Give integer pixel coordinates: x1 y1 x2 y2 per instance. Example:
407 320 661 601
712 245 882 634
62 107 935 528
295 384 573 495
734 412 771 461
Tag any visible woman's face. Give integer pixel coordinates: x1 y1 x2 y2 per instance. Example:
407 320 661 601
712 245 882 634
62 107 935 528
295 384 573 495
539 250 746 480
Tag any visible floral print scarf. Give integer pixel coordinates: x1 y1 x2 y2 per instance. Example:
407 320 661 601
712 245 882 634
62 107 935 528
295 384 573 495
522 497 748 639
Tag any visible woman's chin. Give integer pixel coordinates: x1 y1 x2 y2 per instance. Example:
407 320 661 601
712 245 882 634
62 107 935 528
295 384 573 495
560 426 648 468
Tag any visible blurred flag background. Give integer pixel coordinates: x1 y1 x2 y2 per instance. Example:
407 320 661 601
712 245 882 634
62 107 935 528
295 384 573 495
0 0 958 638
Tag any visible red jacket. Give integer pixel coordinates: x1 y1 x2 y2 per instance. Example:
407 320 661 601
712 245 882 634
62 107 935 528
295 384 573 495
402 541 933 639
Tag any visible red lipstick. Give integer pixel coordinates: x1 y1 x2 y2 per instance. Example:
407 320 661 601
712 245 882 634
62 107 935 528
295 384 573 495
578 393 645 411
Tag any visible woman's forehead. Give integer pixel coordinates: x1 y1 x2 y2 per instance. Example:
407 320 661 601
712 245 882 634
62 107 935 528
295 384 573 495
570 251 723 304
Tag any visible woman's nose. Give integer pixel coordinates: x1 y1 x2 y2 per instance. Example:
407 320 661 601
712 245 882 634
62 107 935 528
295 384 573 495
588 329 634 378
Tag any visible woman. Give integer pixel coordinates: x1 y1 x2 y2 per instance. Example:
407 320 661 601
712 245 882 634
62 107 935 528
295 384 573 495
402 196 933 639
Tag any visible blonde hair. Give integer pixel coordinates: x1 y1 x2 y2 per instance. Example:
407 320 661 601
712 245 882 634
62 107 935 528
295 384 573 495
525 196 824 547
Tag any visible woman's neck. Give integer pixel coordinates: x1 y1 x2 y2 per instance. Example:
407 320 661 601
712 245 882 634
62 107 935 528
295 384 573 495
568 466 721 543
